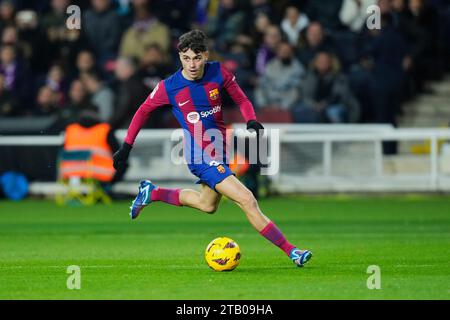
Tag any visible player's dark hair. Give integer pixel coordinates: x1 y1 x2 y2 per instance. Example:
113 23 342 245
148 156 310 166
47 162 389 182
177 30 208 53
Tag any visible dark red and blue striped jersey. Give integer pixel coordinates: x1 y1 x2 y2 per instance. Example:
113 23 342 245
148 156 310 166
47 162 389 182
125 61 256 166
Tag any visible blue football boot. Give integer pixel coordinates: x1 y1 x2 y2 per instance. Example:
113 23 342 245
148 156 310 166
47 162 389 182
289 248 313 267
130 180 157 220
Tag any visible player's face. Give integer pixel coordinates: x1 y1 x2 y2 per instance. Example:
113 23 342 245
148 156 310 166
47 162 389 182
179 49 209 80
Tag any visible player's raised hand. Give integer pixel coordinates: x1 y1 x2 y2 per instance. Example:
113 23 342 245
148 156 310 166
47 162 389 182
113 142 132 173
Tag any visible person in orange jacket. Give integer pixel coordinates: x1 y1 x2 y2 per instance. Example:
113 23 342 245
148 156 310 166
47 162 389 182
61 109 123 188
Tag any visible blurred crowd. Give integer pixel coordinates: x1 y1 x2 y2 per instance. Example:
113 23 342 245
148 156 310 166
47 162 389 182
0 0 449 131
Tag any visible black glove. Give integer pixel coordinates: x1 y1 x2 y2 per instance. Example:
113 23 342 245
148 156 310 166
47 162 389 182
246 120 264 134
246 120 266 168
113 142 132 173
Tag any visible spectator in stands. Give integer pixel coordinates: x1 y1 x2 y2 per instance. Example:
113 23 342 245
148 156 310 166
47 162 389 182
41 0 69 52
83 0 122 67
72 49 97 79
52 79 97 132
40 0 80 68
297 22 334 68
339 0 377 33
361 13 409 153
206 0 246 52
80 69 115 122
233 11 272 70
1 24 16 45
405 0 441 91
35 85 59 115
305 0 344 30
0 73 17 116
255 24 282 76
61 28 88 77
139 44 172 91
255 41 305 111
41 0 69 30
0 25 24 64
250 11 272 49
242 0 273 38
294 51 359 123
15 9 49 75
110 57 148 129
119 0 170 61
0 44 32 111
221 40 256 103
138 43 174 128
389 0 422 97
0 0 15 33
281 5 309 46
347 52 377 123
0 44 17 89
43 64 67 107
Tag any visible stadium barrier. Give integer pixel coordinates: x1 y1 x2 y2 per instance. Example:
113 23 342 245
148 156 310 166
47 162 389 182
1 124 450 195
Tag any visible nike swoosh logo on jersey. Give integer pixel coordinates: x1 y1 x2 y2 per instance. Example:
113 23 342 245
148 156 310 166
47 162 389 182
178 100 190 106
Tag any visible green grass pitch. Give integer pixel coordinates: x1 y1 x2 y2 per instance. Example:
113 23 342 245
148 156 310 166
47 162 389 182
0 196 449 299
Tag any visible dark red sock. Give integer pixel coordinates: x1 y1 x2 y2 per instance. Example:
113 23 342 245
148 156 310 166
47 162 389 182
259 221 296 256
150 187 181 206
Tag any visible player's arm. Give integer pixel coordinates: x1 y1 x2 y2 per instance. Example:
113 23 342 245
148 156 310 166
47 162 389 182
220 65 264 133
113 81 169 172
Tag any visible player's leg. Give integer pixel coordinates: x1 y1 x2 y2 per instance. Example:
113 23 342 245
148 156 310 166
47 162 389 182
130 180 181 219
130 180 221 219
215 175 312 267
179 183 222 214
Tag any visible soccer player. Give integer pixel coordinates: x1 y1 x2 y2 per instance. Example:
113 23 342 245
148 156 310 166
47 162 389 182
113 30 312 267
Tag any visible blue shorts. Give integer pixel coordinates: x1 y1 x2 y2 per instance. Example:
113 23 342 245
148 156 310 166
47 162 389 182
188 162 234 191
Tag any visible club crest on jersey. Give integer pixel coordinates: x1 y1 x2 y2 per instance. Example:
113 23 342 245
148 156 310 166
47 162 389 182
187 111 200 124
217 165 226 173
209 88 219 100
